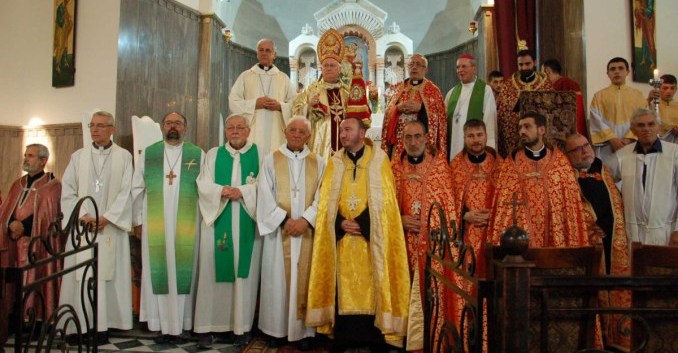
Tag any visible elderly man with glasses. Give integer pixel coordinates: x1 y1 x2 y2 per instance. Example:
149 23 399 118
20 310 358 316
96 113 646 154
382 53 448 160
60 111 135 344
564 132 631 350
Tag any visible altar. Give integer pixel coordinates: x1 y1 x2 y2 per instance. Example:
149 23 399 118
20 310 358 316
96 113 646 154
288 0 415 143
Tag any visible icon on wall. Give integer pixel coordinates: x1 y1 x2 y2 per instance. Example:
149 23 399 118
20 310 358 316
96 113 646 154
52 0 76 87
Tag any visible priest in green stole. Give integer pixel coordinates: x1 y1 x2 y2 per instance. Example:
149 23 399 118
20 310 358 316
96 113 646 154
306 117 411 350
444 53 497 159
257 117 325 350
194 115 260 348
131 112 204 342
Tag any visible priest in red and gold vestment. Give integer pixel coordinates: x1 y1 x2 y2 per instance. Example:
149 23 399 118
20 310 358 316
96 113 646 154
391 120 456 351
450 119 500 278
565 133 631 351
488 112 589 247
496 50 552 157
0 144 61 342
293 28 349 160
382 54 448 160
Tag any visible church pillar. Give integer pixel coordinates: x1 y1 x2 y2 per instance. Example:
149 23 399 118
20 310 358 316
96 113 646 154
289 58 299 90
375 56 385 92
481 5 499 78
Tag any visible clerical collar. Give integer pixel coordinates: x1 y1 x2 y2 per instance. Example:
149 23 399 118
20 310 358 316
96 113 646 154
462 79 476 87
258 64 272 72
520 70 536 83
410 79 422 86
524 145 546 161
467 151 487 164
92 141 113 150
226 141 251 155
346 145 365 163
285 144 306 157
26 170 46 188
633 138 662 155
407 153 425 165
322 80 342 89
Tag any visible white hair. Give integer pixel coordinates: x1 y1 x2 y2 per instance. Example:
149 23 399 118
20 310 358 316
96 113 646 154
257 38 277 53
224 114 249 127
630 108 659 125
92 111 115 125
287 115 311 133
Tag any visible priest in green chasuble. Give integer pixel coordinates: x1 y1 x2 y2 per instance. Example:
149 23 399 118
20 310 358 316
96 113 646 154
60 111 134 341
257 117 325 350
193 115 260 348
306 117 410 351
132 112 204 342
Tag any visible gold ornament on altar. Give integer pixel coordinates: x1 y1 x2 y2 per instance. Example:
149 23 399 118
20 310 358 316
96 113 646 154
317 28 345 63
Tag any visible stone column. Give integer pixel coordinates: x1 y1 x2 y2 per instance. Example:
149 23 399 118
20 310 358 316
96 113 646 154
375 56 385 92
289 57 298 90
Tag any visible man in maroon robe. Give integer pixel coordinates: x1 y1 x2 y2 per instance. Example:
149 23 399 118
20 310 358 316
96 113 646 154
0 144 61 345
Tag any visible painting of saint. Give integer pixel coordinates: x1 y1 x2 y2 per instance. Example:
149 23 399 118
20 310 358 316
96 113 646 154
53 0 76 87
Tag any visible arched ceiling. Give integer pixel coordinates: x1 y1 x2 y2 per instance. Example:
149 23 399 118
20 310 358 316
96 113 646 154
216 0 476 56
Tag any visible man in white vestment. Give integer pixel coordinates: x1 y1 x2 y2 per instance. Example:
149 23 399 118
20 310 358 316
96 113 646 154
444 53 497 158
611 108 678 246
257 117 325 350
194 114 261 348
229 38 297 162
132 112 204 343
60 111 134 343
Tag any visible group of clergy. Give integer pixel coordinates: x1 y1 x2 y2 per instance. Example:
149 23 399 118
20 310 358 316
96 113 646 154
1 27 677 353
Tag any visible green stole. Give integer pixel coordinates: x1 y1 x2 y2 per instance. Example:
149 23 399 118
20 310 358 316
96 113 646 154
214 145 259 282
446 79 487 149
145 141 201 295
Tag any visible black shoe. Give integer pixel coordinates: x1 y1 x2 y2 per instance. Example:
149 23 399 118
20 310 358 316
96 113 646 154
153 334 173 344
172 334 189 345
215 332 235 344
95 331 110 346
234 332 251 346
297 338 313 351
267 337 285 348
197 334 213 349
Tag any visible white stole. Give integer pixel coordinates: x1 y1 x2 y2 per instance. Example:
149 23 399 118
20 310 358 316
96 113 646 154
76 144 125 281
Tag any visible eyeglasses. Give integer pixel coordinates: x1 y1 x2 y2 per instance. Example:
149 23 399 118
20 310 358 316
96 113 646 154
163 120 185 127
226 125 248 131
566 142 591 154
88 123 112 129
408 62 426 69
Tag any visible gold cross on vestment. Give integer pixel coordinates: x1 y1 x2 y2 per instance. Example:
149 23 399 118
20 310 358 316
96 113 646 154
166 170 177 185
185 159 197 170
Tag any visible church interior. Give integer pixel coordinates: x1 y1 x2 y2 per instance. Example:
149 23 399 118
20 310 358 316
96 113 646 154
1 0 678 352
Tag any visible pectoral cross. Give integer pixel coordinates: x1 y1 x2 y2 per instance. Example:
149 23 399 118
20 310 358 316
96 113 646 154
95 179 103 193
504 192 526 226
166 170 177 185
291 186 300 198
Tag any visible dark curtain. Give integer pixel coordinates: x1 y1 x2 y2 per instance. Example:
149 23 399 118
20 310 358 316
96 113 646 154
494 0 536 77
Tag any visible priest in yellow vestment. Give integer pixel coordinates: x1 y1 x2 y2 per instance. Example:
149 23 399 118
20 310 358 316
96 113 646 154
306 117 410 350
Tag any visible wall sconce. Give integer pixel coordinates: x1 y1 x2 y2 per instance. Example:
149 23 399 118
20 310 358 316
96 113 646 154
221 27 232 42
469 21 478 35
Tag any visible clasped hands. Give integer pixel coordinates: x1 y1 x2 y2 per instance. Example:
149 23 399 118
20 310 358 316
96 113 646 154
340 219 362 235
284 218 310 237
463 209 490 227
221 186 243 201
255 97 281 111
397 100 422 115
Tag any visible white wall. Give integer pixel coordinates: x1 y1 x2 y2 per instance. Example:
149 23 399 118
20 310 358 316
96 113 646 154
0 0 120 126
584 0 678 106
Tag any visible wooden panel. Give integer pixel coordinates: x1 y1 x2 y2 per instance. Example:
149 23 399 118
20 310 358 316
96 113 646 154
425 38 478 97
537 0 586 101
115 0 201 152
0 124 82 196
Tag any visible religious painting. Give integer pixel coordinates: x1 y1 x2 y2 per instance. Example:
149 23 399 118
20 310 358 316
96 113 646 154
52 0 76 87
341 36 369 85
518 91 578 151
631 0 656 82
